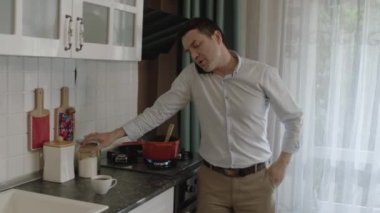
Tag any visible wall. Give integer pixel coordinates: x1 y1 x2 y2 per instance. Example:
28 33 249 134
138 0 179 137
0 56 138 183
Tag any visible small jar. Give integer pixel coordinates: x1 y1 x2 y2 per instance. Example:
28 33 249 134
78 143 100 178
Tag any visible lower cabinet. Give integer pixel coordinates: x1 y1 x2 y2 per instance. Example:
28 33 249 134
129 187 174 213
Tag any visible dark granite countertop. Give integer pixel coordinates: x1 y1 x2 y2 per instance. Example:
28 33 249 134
13 156 202 213
15 168 173 212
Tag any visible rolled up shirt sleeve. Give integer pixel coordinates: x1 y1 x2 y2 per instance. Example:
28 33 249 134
122 68 192 140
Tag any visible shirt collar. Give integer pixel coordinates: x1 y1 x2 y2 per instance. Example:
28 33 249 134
228 51 242 77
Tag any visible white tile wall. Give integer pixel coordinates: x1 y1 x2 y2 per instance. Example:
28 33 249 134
0 56 138 183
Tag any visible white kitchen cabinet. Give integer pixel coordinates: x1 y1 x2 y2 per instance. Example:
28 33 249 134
0 0 143 61
129 187 174 213
0 0 72 58
71 0 143 60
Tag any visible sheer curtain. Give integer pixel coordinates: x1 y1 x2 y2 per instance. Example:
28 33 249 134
241 0 380 212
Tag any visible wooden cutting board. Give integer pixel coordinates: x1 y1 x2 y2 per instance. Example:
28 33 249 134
54 87 75 141
28 88 50 151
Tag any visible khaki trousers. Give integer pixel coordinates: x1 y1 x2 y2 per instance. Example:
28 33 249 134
197 164 275 213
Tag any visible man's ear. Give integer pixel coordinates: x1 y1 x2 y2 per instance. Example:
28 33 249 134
213 31 223 44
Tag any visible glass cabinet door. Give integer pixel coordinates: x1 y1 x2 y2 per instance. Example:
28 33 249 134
72 0 143 60
113 0 143 60
112 0 143 60
113 9 135 47
0 0 142 60
0 0 72 57
82 2 109 44
0 0 14 35
22 0 59 39
116 0 135 6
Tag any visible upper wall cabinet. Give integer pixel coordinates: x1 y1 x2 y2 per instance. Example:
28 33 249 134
0 0 71 58
0 0 143 61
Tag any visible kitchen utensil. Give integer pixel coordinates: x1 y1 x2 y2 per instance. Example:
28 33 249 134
164 123 175 142
142 135 180 161
28 88 50 151
117 132 180 161
43 136 75 183
54 87 75 141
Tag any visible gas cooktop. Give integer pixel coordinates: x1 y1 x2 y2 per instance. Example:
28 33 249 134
100 153 202 177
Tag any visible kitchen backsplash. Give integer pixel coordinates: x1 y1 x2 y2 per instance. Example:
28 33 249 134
0 56 138 183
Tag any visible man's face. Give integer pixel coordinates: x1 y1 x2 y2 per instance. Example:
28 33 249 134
182 29 222 72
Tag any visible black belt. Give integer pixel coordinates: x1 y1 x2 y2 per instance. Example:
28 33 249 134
203 160 266 177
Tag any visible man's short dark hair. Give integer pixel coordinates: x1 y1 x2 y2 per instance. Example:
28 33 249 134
178 17 225 43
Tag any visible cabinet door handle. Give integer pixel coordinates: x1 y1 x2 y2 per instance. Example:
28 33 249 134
64 15 73 51
76 17 84 52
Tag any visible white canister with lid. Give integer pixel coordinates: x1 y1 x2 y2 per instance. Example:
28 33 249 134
78 143 99 178
43 138 75 183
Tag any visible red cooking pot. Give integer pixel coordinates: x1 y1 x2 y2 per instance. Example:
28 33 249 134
120 135 180 161
141 135 180 161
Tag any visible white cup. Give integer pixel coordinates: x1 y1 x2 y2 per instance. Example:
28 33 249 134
91 175 117 194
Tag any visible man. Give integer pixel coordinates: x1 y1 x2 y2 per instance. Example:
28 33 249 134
83 17 302 213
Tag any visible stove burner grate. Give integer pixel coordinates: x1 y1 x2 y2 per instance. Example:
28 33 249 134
144 158 176 169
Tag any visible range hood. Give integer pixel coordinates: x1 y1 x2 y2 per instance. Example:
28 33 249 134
142 7 188 60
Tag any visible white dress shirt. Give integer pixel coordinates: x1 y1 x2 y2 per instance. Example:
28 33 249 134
123 53 303 168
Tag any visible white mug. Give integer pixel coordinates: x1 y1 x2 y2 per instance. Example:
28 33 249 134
91 175 117 194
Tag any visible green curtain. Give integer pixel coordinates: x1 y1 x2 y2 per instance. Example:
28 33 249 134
178 0 241 155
